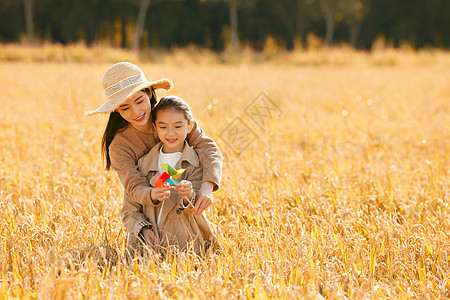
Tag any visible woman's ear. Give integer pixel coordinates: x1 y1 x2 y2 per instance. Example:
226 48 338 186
187 121 194 133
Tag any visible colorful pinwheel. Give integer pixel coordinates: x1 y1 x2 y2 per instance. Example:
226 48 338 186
154 163 186 188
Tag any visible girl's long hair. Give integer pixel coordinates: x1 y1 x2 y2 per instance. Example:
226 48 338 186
101 88 157 170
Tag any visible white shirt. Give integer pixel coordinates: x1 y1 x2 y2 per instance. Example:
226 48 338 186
157 146 182 174
157 145 182 227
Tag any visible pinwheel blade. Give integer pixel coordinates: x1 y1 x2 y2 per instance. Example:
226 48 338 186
160 163 185 179
166 177 179 185
160 163 177 175
172 168 186 180
154 172 170 188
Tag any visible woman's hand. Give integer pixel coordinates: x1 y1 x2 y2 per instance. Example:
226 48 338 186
194 181 214 216
151 182 174 202
140 227 158 246
174 180 193 199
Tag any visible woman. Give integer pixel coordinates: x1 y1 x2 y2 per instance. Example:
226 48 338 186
86 62 222 245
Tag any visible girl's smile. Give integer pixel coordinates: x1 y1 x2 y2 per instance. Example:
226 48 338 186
166 138 177 143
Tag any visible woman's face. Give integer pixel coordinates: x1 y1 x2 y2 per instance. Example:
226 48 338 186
116 91 152 132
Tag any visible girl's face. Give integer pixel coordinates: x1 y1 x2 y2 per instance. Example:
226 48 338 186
116 91 152 132
153 108 193 153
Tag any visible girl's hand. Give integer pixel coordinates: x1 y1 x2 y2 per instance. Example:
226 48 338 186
140 227 158 247
151 182 174 202
174 180 193 198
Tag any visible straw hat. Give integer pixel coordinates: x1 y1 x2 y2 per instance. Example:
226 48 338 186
85 62 174 115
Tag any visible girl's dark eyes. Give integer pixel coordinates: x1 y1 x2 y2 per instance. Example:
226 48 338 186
121 107 129 111
137 101 143 104
157 126 183 129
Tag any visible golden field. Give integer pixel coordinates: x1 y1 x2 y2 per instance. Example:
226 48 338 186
0 46 449 299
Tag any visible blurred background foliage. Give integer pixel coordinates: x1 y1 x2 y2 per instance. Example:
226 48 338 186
0 0 449 51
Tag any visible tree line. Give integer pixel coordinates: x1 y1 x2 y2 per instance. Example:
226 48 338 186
1 0 449 50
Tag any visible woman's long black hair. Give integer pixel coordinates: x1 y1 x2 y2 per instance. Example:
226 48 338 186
101 87 157 170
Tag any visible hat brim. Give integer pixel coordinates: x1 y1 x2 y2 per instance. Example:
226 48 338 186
85 78 174 116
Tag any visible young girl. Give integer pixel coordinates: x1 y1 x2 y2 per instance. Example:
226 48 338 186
86 62 222 248
121 96 217 253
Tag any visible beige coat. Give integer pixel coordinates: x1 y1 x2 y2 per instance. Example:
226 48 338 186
120 141 216 253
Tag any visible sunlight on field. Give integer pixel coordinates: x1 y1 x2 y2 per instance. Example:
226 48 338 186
0 48 449 298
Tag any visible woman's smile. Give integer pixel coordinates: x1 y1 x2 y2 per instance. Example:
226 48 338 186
134 113 145 122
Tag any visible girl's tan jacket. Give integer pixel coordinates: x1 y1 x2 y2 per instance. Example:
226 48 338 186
120 142 216 252
110 121 222 207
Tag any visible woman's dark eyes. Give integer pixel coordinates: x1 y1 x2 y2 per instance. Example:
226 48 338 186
137 101 143 104
121 107 129 111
